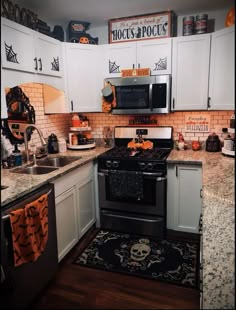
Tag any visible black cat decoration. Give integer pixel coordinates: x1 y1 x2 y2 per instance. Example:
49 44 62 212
68 20 98 44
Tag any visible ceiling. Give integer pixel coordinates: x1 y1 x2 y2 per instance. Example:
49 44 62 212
16 0 234 27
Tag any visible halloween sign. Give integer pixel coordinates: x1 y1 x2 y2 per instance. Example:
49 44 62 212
68 20 98 44
185 114 210 132
109 11 177 43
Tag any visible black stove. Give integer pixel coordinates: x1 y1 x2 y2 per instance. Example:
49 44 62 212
98 126 173 175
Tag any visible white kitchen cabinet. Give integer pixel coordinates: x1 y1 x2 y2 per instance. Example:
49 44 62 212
1 17 63 78
1 17 36 74
208 25 235 110
102 38 172 78
55 186 78 262
167 163 202 233
172 34 211 111
76 166 96 238
52 161 96 261
1 67 8 119
64 43 102 112
136 38 172 75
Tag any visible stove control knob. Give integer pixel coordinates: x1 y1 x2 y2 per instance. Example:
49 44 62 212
106 160 112 168
112 161 119 168
147 163 153 170
139 162 146 170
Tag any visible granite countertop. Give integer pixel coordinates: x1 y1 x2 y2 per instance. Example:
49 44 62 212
167 149 235 309
1 147 108 207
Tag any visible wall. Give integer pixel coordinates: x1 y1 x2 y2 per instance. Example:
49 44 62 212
2 83 71 154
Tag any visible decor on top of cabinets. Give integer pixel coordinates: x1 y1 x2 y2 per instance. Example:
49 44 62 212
68 20 98 44
225 7 235 27
108 11 177 44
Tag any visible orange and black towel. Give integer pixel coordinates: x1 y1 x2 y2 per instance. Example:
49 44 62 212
9 193 49 267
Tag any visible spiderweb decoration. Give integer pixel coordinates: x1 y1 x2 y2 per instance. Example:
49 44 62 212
109 60 120 73
154 57 167 71
51 57 60 71
5 42 19 63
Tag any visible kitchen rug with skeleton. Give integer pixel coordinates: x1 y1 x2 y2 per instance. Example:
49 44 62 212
74 230 199 288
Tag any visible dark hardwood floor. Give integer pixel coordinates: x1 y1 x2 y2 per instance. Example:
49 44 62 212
29 227 200 309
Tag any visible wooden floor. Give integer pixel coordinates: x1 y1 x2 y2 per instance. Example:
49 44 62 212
29 227 200 309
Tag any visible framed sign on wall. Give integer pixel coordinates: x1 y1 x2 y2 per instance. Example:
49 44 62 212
109 11 177 44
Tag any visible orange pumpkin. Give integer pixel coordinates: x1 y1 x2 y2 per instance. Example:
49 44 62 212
225 7 235 27
79 36 89 44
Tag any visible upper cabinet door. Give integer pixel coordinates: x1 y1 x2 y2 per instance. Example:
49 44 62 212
172 34 211 111
64 43 102 112
208 25 235 110
1 17 35 73
137 38 172 75
102 42 137 78
34 33 63 77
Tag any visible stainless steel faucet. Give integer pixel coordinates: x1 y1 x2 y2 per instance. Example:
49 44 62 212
23 124 47 163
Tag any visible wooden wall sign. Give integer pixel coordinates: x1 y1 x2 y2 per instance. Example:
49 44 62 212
185 114 211 132
109 11 177 44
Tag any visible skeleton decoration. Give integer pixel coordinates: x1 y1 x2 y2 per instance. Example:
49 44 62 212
130 239 151 261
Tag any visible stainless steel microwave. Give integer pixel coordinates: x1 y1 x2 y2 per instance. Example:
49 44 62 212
105 75 171 115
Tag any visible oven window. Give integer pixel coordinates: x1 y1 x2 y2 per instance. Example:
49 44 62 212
115 85 149 109
105 176 156 205
152 83 167 109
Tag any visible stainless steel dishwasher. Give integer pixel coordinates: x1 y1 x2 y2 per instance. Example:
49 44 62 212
1 183 58 309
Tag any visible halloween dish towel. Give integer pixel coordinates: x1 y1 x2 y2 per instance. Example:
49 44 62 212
9 193 49 267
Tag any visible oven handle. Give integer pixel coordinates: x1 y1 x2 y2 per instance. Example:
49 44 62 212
98 170 166 180
102 211 160 223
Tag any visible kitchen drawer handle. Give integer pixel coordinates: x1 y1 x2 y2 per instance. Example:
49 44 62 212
102 212 161 223
38 58 42 71
208 97 211 108
34 57 38 70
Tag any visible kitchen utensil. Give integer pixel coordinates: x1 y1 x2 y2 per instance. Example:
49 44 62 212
102 84 114 103
205 133 221 152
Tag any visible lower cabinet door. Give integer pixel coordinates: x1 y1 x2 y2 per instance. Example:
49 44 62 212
55 186 79 262
77 176 96 238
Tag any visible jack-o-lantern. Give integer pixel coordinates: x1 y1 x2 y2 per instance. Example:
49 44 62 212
79 36 89 44
225 7 235 27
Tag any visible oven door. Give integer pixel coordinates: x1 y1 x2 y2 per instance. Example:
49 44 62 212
98 170 166 216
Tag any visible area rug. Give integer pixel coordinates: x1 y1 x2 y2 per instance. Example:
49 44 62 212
74 230 199 288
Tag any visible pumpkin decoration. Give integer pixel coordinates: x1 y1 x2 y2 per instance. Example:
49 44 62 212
79 36 89 44
225 7 235 27
127 139 153 150
192 140 201 151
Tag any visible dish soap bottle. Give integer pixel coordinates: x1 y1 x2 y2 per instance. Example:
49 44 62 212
12 144 22 166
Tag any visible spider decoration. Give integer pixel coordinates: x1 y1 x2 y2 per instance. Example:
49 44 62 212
154 57 167 71
5 42 19 63
51 57 60 71
109 60 120 73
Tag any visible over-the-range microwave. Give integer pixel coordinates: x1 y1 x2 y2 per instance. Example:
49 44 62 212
105 75 171 115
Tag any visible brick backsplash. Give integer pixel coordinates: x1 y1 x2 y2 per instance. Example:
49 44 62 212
1 83 233 154
84 110 234 143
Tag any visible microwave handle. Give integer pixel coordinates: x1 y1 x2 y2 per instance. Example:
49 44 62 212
149 84 153 110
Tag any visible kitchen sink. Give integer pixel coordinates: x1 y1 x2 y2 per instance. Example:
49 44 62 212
36 156 82 167
11 165 59 175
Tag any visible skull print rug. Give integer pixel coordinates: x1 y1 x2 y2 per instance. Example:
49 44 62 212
74 230 199 288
